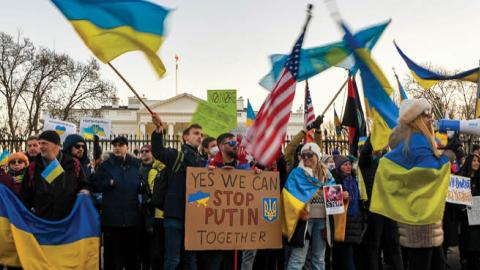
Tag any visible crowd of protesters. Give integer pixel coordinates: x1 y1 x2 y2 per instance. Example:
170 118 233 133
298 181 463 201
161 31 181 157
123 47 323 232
0 98 479 270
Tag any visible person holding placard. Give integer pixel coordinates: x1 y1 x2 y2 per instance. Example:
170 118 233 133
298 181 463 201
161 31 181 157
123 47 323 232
285 142 334 270
458 153 480 270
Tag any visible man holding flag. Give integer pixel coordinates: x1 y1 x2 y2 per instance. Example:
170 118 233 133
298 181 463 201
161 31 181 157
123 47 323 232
21 130 90 221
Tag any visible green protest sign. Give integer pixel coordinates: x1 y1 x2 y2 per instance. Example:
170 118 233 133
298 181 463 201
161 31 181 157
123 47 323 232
207 89 237 114
191 101 237 137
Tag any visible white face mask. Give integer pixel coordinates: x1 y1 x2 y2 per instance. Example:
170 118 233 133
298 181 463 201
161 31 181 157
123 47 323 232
209 146 219 156
327 162 336 171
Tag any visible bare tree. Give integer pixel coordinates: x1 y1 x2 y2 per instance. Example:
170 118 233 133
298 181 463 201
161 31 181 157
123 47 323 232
45 58 115 122
0 32 36 136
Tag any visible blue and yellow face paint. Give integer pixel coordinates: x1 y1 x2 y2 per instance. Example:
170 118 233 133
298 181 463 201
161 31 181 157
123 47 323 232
51 0 170 77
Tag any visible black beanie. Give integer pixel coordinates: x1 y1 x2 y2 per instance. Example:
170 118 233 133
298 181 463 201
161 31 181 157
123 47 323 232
39 130 61 145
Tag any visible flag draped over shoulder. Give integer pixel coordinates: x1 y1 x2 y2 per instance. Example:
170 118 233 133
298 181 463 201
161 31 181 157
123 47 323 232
370 133 450 225
394 42 480 90
51 0 170 77
342 77 366 156
282 167 320 240
259 20 390 90
0 185 100 268
340 22 399 151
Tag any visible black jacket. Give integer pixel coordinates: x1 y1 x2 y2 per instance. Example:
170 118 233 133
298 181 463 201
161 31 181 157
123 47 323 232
358 138 379 208
21 152 89 221
92 154 142 227
151 131 204 220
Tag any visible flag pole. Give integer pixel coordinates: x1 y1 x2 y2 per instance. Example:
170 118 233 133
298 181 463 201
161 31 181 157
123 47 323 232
320 77 349 117
107 62 155 115
175 54 179 95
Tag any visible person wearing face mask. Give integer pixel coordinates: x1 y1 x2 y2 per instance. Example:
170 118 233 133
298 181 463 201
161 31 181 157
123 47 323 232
92 136 142 270
321 155 336 172
359 137 404 270
200 136 218 165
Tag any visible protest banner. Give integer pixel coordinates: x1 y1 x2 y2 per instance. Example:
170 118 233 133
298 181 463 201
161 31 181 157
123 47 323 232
185 167 282 250
42 118 77 143
191 101 237 138
79 117 112 140
468 196 480 226
446 175 473 206
207 89 237 115
323 185 344 215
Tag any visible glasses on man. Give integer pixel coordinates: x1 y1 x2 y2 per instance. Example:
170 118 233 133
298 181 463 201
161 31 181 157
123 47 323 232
9 160 24 165
300 152 314 159
224 141 237 147
140 149 150 154
73 144 84 149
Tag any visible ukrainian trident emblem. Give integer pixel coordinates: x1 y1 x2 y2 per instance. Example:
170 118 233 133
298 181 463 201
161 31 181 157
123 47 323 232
262 198 278 222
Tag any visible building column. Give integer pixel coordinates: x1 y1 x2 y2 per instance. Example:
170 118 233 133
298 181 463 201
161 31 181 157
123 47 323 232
167 122 175 137
139 122 146 136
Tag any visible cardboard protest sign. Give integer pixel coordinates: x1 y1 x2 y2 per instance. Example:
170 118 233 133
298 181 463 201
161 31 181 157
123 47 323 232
468 196 480 226
79 117 111 140
185 167 282 250
207 89 237 115
191 101 237 138
42 118 76 143
446 175 473 206
323 185 344 215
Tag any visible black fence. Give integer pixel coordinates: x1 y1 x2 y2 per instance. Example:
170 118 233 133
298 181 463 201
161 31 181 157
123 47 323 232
2 131 478 158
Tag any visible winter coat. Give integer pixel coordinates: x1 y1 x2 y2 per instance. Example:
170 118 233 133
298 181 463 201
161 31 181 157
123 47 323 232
0 169 24 195
92 153 142 227
21 152 89 221
63 134 92 178
459 173 480 251
151 132 205 220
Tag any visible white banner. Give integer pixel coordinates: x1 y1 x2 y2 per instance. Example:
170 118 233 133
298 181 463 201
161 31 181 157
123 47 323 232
79 117 111 140
446 175 473 206
42 118 77 143
468 196 480 226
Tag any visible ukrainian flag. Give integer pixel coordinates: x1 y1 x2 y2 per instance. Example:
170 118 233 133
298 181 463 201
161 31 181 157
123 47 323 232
394 71 408 102
260 20 390 90
282 167 321 240
370 132 450 225
395 42 479 90
41 159 64 184
0 149 10 166
340 22 399 151
51 0 170 77
246 99 256 127
0 184 100 268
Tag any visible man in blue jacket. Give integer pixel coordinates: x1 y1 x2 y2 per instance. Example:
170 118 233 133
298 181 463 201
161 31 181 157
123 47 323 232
92 136 142 270
151 113 204 270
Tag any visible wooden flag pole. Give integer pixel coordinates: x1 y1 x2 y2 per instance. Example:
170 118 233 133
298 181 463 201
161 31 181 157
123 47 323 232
320 77 349 117
107 62 155 115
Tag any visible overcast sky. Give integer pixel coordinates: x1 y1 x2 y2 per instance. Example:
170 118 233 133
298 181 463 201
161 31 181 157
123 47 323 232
1 0 478 121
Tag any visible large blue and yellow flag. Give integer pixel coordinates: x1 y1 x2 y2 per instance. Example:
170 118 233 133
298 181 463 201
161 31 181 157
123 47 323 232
246 99 256 127
282 166 321 240
0 184 100 268
370 132 450 225
340 22 399 151
260 20 390 90
51 0 170 77
394 42 479 90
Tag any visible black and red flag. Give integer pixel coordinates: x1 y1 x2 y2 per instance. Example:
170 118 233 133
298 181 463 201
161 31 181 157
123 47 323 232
341 76 366 157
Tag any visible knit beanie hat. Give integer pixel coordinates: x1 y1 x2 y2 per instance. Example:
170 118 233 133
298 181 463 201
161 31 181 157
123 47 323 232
333 155 350 169
301 143 322 159
398 98 431 125
8 152 29 167
39 130 61 145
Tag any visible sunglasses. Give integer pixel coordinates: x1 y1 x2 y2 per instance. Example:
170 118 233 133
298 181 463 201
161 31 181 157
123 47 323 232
9 160 24 165
224 141 237 147
73 144 85 149
300 152 315 159
140 149 150 154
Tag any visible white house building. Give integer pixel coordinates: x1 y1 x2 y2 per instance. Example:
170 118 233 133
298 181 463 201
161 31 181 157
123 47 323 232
77 93 305 137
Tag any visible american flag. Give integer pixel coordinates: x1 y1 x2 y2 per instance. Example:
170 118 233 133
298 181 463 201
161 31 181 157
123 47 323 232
247 11 311 166
304 80 315 128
